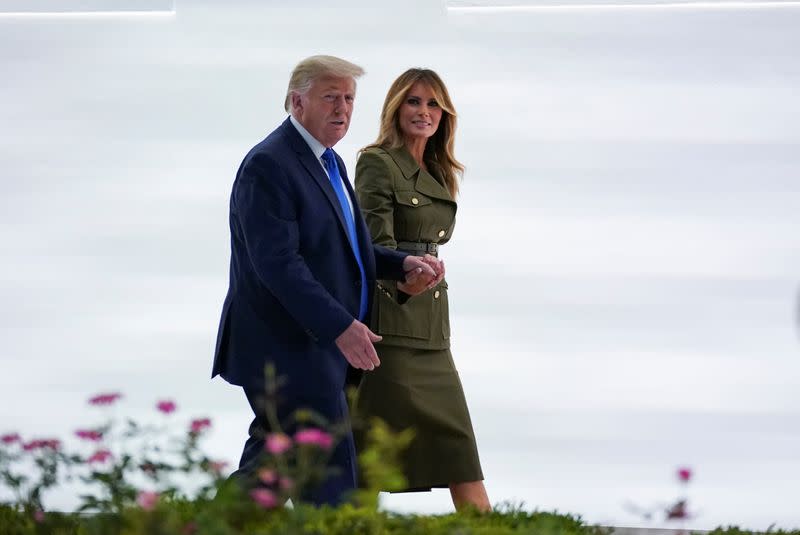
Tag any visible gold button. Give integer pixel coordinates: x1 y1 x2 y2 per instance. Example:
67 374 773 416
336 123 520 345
434 290 440 299
411 197 419 205
438 229 446 237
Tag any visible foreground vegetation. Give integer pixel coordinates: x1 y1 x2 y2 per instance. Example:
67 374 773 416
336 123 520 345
2 499 798 535
0 501 613 535
2 388 797 535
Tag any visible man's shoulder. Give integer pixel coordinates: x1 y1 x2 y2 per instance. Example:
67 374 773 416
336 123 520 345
238 122 297 170
248 122 292 157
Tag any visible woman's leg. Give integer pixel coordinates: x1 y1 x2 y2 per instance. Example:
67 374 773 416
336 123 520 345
449 480 491 512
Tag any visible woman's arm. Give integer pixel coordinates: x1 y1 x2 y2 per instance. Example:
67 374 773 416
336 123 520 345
354 149 397 249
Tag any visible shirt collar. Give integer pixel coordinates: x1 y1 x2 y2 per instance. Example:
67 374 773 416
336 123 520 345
289 115 327 160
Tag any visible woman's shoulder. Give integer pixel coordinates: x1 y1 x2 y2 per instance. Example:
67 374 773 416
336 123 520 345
359 145 393 162
357 146 401 173
355 146 400 191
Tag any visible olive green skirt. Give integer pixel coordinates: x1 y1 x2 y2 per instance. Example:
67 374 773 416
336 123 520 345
353 344 484 492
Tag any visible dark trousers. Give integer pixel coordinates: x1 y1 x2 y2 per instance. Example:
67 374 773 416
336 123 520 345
231 386 358 506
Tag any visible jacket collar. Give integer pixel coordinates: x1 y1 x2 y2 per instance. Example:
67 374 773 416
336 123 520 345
384 145 453 203
384 145 419 180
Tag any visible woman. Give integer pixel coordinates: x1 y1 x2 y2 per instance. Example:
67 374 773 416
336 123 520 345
353 68 490 512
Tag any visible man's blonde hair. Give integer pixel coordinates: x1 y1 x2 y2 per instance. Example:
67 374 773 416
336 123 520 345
284 55 365 113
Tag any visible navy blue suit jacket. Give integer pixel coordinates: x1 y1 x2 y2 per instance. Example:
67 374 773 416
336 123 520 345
212 118 407 397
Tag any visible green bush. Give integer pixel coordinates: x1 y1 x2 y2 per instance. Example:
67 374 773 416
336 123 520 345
0 501 607 535
2 385 798 535
3 502 797 535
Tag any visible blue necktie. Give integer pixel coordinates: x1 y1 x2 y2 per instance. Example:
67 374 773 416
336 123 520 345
321 148 368 321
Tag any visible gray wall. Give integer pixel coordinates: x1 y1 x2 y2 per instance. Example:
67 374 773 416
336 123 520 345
1 0 799 528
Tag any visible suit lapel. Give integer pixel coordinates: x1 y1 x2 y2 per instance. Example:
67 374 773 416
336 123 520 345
281 119 351 240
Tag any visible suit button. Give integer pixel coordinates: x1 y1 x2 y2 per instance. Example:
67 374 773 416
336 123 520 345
438 229 446 237
411 197 419 205
434 290 440 299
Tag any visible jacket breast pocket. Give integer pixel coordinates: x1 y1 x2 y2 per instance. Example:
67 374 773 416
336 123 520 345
394 191 434 240
395 190 432 209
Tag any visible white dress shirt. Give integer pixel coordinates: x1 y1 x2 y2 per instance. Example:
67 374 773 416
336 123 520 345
289 115 355 216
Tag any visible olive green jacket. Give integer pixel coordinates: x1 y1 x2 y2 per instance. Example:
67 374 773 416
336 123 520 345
354 146 457 350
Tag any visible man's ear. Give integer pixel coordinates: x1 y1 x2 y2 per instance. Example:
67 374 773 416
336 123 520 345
291 92 303 116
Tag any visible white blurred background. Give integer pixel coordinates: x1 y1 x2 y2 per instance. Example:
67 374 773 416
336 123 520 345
1 0 799 529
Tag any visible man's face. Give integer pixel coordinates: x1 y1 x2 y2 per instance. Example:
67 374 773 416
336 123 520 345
293 75 355 148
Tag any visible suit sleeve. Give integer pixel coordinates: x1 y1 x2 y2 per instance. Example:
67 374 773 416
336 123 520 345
232 152 354 344
355 150 408 281
373 245 407 281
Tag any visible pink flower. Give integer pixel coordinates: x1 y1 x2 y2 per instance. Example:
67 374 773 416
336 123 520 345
137 491 159 511
23 439 60 451
250 488 278 509
190 418 211 434
265 433 292 455
182 521 198 535
33 510 45 523
1 433 21 444
87 449 113 464
156 400 177 414
258 468 277 485
677 467 692 483
279 476 294 491
294 428 333 449
88 392 122 406
209 460 228 475
75 429 103 441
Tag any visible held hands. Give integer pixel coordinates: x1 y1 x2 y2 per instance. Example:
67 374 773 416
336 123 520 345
335 255 445 370
399 254 445 296
335 255 444 369
335 320 382 371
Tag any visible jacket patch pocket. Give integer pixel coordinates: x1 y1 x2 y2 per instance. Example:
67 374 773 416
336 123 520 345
438 281 450 340
375 281 432 340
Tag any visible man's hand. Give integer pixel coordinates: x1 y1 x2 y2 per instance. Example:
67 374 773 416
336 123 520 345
399 254 445 296
334 320 382 370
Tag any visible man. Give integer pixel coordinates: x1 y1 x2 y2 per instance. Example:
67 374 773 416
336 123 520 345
212 55 441 506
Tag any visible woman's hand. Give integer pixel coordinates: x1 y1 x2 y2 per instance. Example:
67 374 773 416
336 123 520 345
399 254 445 296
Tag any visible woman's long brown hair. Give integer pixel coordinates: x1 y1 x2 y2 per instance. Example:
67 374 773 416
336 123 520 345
361 68 463 198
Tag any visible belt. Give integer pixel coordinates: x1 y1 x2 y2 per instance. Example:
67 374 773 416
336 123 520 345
397 241 438 257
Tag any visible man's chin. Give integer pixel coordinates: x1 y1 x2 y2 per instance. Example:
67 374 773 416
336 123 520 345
325 131 348 147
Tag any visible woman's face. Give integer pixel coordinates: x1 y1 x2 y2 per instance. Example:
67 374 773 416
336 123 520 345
398 82 443 143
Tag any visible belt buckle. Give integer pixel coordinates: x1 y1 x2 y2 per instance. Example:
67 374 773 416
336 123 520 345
427 243 438 255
